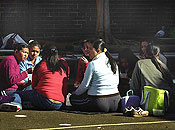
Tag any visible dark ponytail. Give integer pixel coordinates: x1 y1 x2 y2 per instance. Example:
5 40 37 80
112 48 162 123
105 51 117 74
92 39 117 74
41 44 66 74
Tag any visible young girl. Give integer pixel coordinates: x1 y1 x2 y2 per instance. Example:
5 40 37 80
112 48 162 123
20 41 42 90
74 40 90 88
70 39 120 112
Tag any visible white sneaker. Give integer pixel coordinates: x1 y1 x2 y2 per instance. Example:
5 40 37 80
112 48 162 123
0 102 21 112
134 107 149 117
66 93 72 107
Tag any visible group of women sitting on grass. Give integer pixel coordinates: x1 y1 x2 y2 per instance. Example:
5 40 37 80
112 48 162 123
0 38 174 113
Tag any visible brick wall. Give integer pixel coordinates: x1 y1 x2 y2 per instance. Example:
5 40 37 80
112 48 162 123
0 0 97 43
0 0 175 43
110 0 175 40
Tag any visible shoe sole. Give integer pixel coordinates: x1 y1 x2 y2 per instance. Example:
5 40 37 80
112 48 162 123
123 110 135 117
0 104 19 112
133 111 149 117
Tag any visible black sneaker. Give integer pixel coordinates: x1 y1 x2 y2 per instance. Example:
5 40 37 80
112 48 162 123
0 102 21 112
123 106 135 117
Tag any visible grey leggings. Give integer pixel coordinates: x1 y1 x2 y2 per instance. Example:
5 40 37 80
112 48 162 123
70 94 121 112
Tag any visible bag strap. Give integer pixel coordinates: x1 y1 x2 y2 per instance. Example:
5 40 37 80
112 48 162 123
5 33 18 49
126 90 134 96
164 90 169 112
140 90 150 110
11 33 17 39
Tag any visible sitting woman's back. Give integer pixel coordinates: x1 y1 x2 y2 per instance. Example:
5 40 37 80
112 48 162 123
130 44 172 97
32 44 69 103
70 39 121 112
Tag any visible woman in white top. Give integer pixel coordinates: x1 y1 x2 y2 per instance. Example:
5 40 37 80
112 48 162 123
70 39 120 112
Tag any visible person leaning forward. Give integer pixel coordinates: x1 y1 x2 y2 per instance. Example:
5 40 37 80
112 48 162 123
0 43 32 96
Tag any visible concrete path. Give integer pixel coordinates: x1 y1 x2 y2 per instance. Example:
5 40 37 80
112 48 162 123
0 110 175 130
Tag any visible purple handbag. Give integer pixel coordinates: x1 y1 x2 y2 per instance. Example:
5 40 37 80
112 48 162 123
121 90 140 111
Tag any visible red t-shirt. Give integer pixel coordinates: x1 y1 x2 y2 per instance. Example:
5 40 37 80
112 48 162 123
75 57 89 83
32 58 69 103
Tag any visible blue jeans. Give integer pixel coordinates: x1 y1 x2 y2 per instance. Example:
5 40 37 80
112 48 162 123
13 90 63 110
22 85 32 91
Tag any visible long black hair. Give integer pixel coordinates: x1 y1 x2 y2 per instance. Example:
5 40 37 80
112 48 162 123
92 39 117 74
146 44 174 87
40 44 66 74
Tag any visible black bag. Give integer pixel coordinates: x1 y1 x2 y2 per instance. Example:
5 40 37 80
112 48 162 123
5 33 17 49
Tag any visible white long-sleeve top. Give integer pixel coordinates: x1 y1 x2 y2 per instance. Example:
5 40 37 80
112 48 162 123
74 52 119 96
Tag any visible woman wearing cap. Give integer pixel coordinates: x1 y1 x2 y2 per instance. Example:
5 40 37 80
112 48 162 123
70 39 120 112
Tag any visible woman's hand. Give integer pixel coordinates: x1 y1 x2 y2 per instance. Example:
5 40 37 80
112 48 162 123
24 79 32 87
26 67 34 74
74 81 80 88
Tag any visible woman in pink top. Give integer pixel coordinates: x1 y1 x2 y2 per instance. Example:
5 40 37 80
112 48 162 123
0 44 69 111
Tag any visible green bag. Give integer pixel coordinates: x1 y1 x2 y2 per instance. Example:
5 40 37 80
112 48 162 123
142 86 169 114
